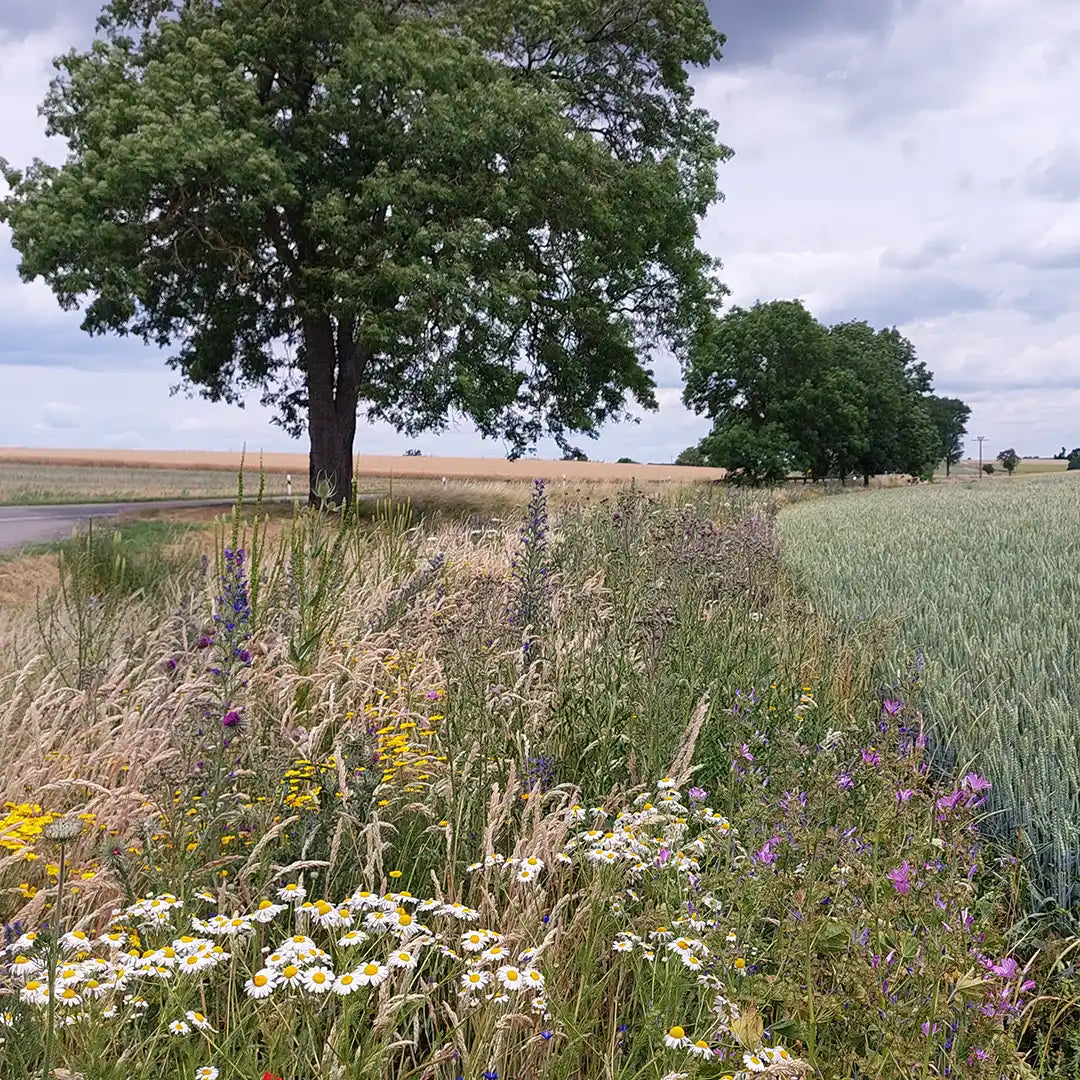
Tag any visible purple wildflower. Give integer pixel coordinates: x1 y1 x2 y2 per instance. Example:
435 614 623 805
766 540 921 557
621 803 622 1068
882 698 903 716
837 773 854 791
688 786 708 802
886 860 913 895
896 788 916 804
221 710 243 729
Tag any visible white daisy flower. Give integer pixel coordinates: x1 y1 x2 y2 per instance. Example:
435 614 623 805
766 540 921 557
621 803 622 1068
169 1020 191 1036
277 883 306 903
388 950 417 969
687 1039 713 1059
520 855 545 872
185 1010 214 1031
277 964 306 988
244 970 278 999
56 986 82 1008
354 961 389 987
303 967 335 994
332 970 361 995
496 965 525 990
460 970 491 993
522 968 544 990
59 930 92 951
743 1051 767 1072
337 930 368 947
9 955 41 977
612 939 634 953
657 777 677 789
250 901 286 923
663 1025 690 1049
194 1067 219 1080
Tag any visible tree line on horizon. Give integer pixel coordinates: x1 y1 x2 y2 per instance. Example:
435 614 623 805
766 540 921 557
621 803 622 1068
671 299 970 486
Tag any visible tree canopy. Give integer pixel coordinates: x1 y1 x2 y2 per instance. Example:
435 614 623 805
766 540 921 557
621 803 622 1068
925 395 972 477
1 0 731 502
682 299 965 485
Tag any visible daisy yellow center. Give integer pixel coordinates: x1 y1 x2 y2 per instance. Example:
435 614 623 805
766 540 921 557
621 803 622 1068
25 981 41 991
61 988 77 999
312 972 327 983
363 963 379 976
292 936 306 943
13 955 28 964
734 958 746 969
695 1040 710 1049
397 954 409 962
506 970 519 982
669 1026 685 1039
316 901 332 914
253 974 268 987
258 900 273 909
282 965 298 978
340 974 354 984
468 974 481 982
398 913 412 926
193 1012 206 1022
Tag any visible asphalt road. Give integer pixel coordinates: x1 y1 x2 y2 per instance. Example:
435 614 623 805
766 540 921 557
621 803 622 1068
0 498 247 551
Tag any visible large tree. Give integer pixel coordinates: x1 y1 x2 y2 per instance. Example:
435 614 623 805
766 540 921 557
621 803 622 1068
827 321 940 485
682 299 868 484
926 395 971 477
0 0 730 503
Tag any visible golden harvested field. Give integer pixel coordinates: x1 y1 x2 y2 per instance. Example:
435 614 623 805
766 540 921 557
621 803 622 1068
0 446 724 483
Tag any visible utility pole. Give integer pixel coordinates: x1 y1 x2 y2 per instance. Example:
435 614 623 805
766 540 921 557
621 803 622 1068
976 435 987 477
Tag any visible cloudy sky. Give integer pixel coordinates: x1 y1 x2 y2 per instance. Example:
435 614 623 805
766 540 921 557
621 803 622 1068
2 0 1079 462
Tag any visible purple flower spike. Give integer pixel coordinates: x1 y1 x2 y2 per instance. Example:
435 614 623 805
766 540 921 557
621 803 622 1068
222 710 243 729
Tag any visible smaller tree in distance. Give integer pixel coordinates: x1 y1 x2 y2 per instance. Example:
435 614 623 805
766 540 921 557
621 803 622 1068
1067 448 1080 471
926 396 971 477
996 448 1020 475
675 445 707 467
983 463 995 474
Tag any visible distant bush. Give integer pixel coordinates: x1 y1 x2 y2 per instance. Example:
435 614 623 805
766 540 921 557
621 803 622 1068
616 457 637 464
983 463 995 474
403 448 423 457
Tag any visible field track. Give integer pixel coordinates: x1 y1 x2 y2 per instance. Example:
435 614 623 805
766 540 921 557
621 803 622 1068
0 447 725 483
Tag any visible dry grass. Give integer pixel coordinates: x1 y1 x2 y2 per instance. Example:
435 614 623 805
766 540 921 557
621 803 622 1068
0 446 726 483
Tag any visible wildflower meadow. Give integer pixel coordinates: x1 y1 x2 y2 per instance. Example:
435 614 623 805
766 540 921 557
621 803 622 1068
0 479 1075 1078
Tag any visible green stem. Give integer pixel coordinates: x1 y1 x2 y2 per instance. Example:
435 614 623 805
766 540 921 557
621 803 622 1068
41 845 66 1080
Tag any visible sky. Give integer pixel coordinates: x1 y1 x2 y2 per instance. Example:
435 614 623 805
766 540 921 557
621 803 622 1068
1 1 1079 462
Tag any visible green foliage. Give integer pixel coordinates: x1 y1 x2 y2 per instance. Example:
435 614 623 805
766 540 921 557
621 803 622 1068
1068 450 1080 471
984 463 996 474
683 300 952 485
779 474 1080 909
0 0 731 499
998 448 1021 474
675 444 707 466
926 395 972 476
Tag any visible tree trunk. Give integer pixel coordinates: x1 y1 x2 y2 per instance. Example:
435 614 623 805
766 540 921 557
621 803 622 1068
945 458 951 477
863 472 870 487
303 314 367 508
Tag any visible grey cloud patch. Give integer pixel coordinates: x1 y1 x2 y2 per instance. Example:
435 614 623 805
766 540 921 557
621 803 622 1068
0 324 166 372
0 0 99 37
1025 142 1080 201
1010 281 1080 323
820 277 990 329
880 234 962 271
996 244 1080 272
707 0 914 67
